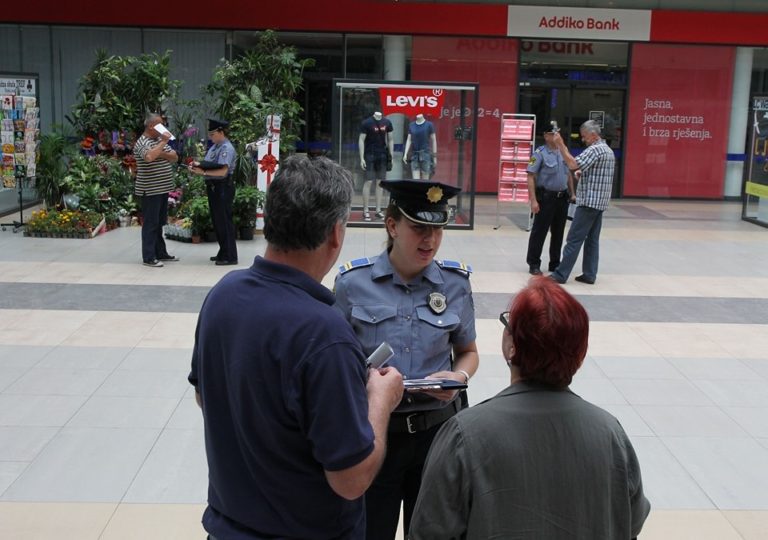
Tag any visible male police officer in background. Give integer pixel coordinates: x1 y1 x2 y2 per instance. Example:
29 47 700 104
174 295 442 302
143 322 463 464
190 119 238 265
525 122 574 275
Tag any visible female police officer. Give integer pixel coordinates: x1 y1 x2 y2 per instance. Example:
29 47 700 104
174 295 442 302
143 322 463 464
334 179 479 540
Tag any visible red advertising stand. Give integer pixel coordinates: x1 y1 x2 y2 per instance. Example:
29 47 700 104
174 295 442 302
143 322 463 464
495 113 535 230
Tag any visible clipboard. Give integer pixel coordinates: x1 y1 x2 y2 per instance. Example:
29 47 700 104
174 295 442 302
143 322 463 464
197 160 223 170
404 378 468 392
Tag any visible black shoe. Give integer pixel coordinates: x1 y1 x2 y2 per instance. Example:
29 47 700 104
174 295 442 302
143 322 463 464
158 255 179 262
142 259 163 268
549 263 559 272
528 266 542 275
210 256 219 262
215 260 238 266
574 275 595 284
548 274 566 284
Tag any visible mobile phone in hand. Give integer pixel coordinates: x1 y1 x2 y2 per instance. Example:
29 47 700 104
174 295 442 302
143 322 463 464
366 342 394 369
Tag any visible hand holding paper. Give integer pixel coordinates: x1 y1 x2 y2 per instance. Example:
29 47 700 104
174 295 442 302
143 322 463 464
153 123 176 141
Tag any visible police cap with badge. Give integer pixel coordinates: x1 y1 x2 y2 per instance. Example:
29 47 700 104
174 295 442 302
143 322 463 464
543 120 559 134
380 179 461 226
197 119 231 171
208 118 229 133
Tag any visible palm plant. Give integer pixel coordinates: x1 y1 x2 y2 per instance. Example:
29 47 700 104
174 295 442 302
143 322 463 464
203 30 315 173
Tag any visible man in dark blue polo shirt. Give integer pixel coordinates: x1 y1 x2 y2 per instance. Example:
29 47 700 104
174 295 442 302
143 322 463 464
188 155 404 540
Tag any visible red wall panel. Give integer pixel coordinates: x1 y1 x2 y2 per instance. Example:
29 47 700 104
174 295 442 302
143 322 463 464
0 1 507 36
650 11 768 46
411 37 519 193
623 44 734 198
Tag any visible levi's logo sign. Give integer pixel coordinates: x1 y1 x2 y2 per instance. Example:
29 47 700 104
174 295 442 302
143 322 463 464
379 88 445 116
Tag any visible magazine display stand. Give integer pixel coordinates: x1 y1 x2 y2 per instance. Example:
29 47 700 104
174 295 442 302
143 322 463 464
494 113 535 230
1 80 39 233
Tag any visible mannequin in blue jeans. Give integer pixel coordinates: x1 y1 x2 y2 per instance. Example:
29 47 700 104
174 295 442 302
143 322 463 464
403 114 437 180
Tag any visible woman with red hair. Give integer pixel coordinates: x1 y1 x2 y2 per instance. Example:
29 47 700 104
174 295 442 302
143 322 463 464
410 276 650 540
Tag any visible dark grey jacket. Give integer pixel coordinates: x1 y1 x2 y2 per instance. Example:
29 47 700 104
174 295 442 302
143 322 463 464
410 381 651 539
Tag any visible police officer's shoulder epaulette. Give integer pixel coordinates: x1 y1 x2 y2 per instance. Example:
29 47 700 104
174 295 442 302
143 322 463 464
338 257 374 275
436 259 472 276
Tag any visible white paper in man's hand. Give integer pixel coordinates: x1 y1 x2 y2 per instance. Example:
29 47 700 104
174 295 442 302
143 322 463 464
153 123 176 140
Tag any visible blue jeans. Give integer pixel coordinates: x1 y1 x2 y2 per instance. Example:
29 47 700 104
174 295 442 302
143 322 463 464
410 149 432 177
552 205 603 282
140 193 170 263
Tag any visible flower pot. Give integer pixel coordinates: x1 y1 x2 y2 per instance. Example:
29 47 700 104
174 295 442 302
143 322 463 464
239 226 254 241
192 235 201 244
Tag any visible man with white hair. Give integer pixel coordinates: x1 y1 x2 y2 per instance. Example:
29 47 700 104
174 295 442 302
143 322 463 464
550 119 615 285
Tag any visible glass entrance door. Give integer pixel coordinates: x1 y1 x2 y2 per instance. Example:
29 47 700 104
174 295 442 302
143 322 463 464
519 86 625 197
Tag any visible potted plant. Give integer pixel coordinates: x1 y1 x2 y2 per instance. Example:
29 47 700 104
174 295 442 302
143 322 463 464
182 195 213 241
36 125 78 208
233 184 265 240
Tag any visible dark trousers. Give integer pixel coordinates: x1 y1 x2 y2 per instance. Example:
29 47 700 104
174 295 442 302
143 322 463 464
206 180 237 262
552 205 604 282
526 190 569 271
365 421 444 540
140 192 170 263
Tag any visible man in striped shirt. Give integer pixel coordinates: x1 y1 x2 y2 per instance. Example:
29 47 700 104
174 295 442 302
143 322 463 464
550 120 614 285
134 114 179 267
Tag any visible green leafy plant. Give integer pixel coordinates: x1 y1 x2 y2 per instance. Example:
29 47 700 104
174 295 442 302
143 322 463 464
181 195 212 235
36 124 78 207
233 184 265 228
203 30 314 177
68 49 181 138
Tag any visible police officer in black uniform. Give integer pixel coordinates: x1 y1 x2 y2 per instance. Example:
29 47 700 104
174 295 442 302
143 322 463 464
525 122 575 275
190 119 238 265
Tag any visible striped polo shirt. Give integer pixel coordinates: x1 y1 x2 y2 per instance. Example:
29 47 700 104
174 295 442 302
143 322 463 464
133 135 175 196
575 138 615 211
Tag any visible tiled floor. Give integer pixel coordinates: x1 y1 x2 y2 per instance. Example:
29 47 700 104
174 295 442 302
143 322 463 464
1 196 767 539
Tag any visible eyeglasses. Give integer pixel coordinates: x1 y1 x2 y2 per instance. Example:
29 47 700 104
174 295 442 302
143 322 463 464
499 311 510 330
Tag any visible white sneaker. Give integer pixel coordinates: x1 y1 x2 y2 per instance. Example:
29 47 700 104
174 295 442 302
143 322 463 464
142 259 164 268
363 212 371 221
375 211 385 219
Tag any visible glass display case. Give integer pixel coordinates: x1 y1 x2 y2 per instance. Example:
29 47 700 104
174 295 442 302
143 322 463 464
743 95 768 228
332 79 478 228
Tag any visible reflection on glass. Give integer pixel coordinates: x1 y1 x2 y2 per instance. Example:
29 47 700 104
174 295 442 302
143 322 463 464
334 81 477 228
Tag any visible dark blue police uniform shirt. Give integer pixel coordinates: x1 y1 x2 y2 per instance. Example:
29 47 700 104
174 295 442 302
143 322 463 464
189 256 374 539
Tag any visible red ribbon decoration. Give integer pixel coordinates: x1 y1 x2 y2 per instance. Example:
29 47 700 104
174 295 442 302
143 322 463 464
258 143 278 185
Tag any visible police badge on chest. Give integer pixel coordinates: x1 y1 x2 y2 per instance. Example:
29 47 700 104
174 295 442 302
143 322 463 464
428 292 447 314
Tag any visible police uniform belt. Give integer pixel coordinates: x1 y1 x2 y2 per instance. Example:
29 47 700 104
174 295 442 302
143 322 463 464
536 188 569 198
389 399 460 434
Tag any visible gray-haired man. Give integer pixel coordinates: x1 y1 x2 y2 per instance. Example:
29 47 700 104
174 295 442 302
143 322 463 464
550 120 615 285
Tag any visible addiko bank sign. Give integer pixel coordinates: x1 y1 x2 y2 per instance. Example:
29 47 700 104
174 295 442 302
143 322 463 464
507 6 651 41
